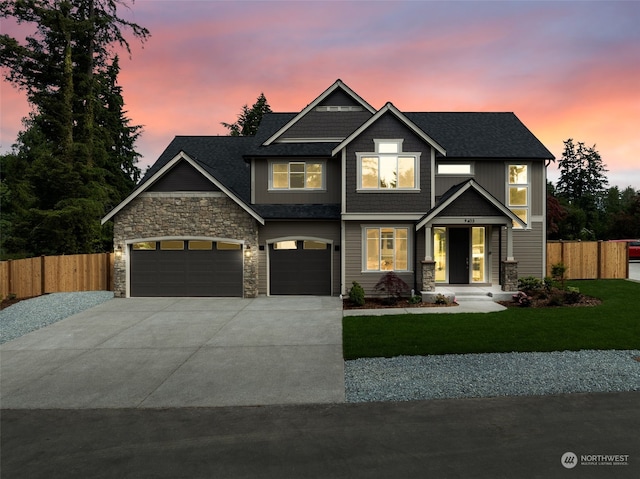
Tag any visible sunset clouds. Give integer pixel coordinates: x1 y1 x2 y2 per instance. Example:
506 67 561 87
1 0 639 188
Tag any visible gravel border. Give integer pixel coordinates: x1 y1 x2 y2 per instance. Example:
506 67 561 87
346 350 640 402
0 291 114 344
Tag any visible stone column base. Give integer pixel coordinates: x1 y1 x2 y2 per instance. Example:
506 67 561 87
501 260 519 291
421 260 436 292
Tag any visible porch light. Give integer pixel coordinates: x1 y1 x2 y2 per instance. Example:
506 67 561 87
114 245 123 258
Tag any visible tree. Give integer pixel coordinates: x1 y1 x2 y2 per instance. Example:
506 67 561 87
0 0 149 257
555 139 608 239
221 92 271 136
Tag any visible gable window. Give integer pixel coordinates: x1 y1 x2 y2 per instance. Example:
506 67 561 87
357 140 420 190
363 227 409 272
270 161 324 190
507 164 529 228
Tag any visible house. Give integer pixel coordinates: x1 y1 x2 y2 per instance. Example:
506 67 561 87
102 80 554 299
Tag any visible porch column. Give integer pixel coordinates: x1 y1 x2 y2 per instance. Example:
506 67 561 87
506 224 515 261
424 226 433 260
501 260 519 291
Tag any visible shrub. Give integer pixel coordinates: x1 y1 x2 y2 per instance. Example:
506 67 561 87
408 294 422 305
512 291 532 307
564 286 582 304
551 262 567 289
374 272 410 305
517 276 544 295
348 281 365 306
433 293 450 305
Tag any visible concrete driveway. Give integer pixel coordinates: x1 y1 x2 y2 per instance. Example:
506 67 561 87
0 296 344 408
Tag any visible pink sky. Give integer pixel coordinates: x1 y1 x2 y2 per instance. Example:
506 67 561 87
2 0 639 189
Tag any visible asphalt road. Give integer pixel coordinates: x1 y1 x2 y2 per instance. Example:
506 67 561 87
2 392 639 479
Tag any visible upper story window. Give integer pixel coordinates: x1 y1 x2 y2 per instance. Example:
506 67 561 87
507 164 529 228
357 139 420 191
270 161 324 190
437 163 472 175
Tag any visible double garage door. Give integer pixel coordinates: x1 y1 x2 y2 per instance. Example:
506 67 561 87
130 240 243 297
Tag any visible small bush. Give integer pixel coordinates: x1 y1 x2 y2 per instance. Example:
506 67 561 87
564 286 582 304
518 276 543 294
547 294 564 307
348 281 365 306
374 272 410 305
433 294 450 305
408 295 422 305
551 262 567 289
512 291 532 307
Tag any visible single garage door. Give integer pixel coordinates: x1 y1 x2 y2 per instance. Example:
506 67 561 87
130 240 243 297
269 240 331 295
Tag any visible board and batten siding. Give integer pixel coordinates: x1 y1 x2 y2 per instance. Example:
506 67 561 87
257 221 341 295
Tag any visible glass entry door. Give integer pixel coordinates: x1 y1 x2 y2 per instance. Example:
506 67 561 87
433 227 486 284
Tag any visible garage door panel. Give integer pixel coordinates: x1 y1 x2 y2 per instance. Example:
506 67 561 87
131 243 242 297
270 241 331 295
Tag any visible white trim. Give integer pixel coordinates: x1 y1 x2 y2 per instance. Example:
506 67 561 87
265 236 334 296
360 225 413 273
430 149 436 208
416 179 526 230
251 159 256 204
124 235 245 298
101 151 265 225
263 80 376 146
139 191 225 198
268 159 326 191
274 137 344 143
343 213 424 221
341 149 347 215
341 220 346 295
331 103 446 157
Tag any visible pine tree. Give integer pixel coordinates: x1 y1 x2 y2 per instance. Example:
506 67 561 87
0 0 149 257
222 93 272 136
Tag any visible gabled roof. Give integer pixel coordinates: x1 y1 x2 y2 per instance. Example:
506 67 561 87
262 79 376 146
416 179 526 230
331 102 447 157
101 147 264 225
407 112 555 159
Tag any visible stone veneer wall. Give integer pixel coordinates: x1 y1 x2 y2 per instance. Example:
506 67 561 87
112 194 259 297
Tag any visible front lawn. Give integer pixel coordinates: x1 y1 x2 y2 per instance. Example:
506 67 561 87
343 280 640 359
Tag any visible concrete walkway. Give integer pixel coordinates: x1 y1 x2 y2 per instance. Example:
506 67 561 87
0 296 344 408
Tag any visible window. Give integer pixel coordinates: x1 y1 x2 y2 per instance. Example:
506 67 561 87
216 242 241 250
273 240 297 250
364 227 409 271
303 240 327 250
160 240 184 250
437 164 472 175
132 241 156 250
507 164 529 228
271 161 324 190
358 140 419 190
189 240 212 250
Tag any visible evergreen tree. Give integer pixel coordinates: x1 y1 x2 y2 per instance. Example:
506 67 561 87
221 93 271 136
555 139 608 239
0 0 149 257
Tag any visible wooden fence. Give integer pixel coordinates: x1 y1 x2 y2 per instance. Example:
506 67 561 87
0 253 114 300
546 241 629 280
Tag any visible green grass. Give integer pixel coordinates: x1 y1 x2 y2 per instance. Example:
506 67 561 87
343 280 640 359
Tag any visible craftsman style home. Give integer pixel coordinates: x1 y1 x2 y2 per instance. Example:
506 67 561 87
102 80 554 298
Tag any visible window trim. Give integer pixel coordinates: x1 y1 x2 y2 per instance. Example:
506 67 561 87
356 140 421 192
361 226 412 273
436 162 474 176
268 160 326 191
506 163 531 229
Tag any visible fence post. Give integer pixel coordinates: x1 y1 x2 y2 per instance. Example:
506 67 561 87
41 255 46 295
7 259 12 296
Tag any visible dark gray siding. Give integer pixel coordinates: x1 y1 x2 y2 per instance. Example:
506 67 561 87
253 158 341 204
439 189 506 217
149 161 219 192
282 111 372 140
345 114 432 213
321 89 363 107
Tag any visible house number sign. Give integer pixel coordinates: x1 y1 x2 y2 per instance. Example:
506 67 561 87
464 218 476 223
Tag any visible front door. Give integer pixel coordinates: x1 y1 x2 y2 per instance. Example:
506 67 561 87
449 228 469 284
